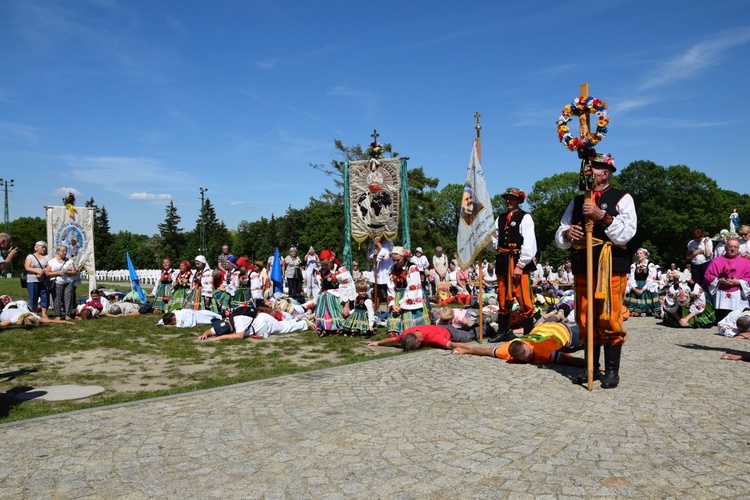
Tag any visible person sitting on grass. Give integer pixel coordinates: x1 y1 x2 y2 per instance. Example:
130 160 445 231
342 280 377 338
159 309 222 327
662 273 715 328
199 311 312 341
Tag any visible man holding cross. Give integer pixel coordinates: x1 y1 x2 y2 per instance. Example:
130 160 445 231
555 152 637 388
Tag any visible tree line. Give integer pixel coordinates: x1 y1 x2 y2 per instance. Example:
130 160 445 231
5 144 750 273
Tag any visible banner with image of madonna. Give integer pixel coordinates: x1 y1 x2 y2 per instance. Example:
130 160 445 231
349 157 401 243
46 206 97 292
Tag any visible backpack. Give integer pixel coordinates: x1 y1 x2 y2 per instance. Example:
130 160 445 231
228 304 258 333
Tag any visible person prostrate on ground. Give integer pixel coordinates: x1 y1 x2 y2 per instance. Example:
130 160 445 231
451 322 588 367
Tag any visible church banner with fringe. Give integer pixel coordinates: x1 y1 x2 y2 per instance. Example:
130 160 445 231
46 206 97 292
456 140 495 269
349 157 401 243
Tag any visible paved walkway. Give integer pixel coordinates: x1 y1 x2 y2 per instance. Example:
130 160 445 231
1 317 749 498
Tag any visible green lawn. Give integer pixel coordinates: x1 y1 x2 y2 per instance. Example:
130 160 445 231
0 278 399 423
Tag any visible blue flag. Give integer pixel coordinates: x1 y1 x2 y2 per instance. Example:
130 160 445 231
126 251 147 303
270 247 283 293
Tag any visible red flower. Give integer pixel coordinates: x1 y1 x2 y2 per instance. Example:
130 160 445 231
405 299 413 305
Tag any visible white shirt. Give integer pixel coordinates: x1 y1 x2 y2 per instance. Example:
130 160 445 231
489 212 537 268
555 192 637 250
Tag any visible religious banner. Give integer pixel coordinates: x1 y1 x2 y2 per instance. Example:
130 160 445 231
456 140 495 269
46 204 97 292
349 157 401 243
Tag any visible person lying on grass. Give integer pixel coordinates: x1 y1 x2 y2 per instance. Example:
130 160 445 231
199 311 313 341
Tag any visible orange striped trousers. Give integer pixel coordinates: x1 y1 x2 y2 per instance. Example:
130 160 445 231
497 273 535 318
574 273 628 346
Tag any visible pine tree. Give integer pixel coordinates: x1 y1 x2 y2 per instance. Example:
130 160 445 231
157 200 184 260
85 197 113 269
190 197 230 261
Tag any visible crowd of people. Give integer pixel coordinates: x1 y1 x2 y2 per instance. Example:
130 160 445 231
2 155 750 375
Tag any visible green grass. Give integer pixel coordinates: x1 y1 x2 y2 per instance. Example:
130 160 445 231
0 278 401 423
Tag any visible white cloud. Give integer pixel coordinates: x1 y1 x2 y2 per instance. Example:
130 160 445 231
52 187 82 198
610 97 659 115
230 201 247 206
256 60 277 70
326 85 377 112
0 120 42 142
129 193 172 201
640 27 750 90
63 155 195 196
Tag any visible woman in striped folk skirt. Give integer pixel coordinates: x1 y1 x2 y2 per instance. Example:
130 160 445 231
153 258 175 314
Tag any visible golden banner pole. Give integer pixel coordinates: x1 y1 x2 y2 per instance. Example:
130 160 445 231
474 112 485 343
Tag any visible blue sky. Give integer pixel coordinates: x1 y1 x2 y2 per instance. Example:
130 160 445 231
1 0 749 236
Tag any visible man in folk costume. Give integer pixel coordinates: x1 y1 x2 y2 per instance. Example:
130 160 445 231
486 187 538 342
555 153 637 389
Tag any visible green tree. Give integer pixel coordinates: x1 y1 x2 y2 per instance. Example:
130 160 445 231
186 198 231 263
157 200 185 261
616 160 750 266
7 216 46 273
526 172 580 267
431 182 464 253
104 231 157 270
85 197 114 270
405 166 440 251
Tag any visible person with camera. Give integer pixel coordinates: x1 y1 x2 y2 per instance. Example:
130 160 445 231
0 233 20 272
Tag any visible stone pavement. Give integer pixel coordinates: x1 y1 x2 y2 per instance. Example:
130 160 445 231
1 317 749 498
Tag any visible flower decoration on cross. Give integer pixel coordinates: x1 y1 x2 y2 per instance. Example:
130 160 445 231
557 96 609 152
63 191 76 218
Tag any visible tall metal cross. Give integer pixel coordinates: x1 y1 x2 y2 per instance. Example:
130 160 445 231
474 112 482 163
371 129 379 143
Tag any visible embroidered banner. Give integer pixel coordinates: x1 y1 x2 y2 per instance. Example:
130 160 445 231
349 157 401 243
456 140 495 269
46 206 97 292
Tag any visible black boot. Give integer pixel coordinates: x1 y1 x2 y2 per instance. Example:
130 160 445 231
488 314 511 343
601 344 622 389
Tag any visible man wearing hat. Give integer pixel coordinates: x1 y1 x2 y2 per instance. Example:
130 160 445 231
555 153 637 389
487 187 538 342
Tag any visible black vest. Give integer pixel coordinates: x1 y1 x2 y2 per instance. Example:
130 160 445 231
495 209 536 276
570 188 631 275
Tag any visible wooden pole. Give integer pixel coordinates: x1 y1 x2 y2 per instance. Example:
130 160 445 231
475 112 484 343
580 83 595 392
373 250 380 311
